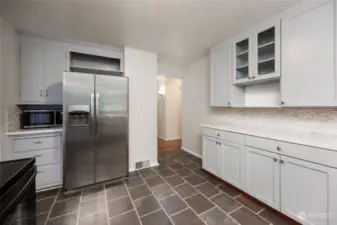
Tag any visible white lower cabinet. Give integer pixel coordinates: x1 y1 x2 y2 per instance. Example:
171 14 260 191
220 141 243 189
202 136 219 175
36 164 62 189
245 146 280 210
280 156 337 225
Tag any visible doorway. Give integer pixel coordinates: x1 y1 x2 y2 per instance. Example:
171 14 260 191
157 76 182 154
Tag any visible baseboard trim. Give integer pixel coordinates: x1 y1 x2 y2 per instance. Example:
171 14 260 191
129 162 159 172
158 136 182 141
181 147 202 158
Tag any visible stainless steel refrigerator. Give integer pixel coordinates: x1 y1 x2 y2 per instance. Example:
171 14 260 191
63 72 128 190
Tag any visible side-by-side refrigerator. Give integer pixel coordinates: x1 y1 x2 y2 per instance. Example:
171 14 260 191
63 72 128 190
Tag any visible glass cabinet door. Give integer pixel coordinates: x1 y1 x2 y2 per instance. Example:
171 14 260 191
257 26 276 77
235 38 250 81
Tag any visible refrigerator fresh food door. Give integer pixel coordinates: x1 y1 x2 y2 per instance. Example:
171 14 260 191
63 72 95 190
94 75 128 182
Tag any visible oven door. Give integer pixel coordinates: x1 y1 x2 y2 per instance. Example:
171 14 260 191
0 166 37 225
21 110 55 129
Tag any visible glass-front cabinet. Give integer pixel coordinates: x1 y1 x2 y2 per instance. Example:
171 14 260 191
233 20 280 85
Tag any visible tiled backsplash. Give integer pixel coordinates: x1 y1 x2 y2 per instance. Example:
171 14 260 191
6 106 20 132
206 108 337 135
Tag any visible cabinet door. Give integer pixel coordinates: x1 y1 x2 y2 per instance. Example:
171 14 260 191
281 1 336 106
44 45 68 103
254 19 280 81
20 42 45 103
232 32 253 85
245 146 280 210
202 136 219 175
210 43 231 107
220 141 243 189
280 156 337 225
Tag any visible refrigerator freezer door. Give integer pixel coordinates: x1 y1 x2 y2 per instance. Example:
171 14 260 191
94 75 128 182
63 72 95 190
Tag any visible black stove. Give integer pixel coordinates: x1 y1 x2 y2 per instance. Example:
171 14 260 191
0 158 37 224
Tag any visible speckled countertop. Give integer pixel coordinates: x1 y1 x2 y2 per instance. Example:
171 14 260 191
201 123 337 151
7 128 63 136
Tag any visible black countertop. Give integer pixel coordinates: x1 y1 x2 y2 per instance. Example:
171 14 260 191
0 158 35 194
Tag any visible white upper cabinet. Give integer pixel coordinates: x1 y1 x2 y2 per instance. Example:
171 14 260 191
281 1 336 107
232 32 253 85
210 42 231 107
20 41 45 103
245 146 280 210
20 36 68 104
232 19 280 86
280 156 337 225
44 44 68 104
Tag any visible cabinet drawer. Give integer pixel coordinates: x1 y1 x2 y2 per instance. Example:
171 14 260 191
36 164 62 189
202 127 218 138
13 135 61 152
13 149 61 166
245 135 281 153
246 135 337 168
202 127 244 144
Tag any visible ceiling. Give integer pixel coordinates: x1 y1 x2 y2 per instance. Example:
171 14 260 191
0 0 297 65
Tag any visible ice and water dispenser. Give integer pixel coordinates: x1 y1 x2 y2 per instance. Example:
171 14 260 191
67 105 90 127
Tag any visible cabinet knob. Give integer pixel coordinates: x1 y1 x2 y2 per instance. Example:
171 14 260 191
280 160 285 164
273 158 278 162
280 101 285 105
248 77 251 80
252 76 256 79
46 90 48 98
228 102 231 106
217 133 220 137
277 146 282 151
40 90 42 97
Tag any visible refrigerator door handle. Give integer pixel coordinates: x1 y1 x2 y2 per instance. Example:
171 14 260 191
96 93 100 139
91 93 95 140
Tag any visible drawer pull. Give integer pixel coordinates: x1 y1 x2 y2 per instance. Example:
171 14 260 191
217 133 220 137
37 170 44 173
277 146 282 151
273 158 278 162
34 154 43 158
33 141 43 144
280 160 285 164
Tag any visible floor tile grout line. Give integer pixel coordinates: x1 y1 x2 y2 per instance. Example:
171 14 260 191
138 170 177 225
138 208 162 218
257 208 265 215
153 167 211 224
157 193 176 201
44 188 60 225
75 192 82 225
48 210 78 221
78 209 107 220
108 209 134 220
123 182 145 225
228 205 244 215
177 170 242 225
127 183 147 190
233 194 242 199
80 194 104 203
103 185 111 225
54 195 81 203
132 193 153 202
106 194 129 203
197 205 217 217
169 207 192 217
193 181 208 188
235 205 272 224
183 192 199 200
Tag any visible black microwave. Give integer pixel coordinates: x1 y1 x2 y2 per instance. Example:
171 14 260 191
21 110 62 129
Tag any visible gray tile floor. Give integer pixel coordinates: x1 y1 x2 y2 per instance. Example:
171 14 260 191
10 150 299 225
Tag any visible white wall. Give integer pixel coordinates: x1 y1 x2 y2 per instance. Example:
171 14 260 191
124 47 158 171
165 77 182 140
157 76 166 139
158 61 183 78
181 56 210 157
0 18 20 161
